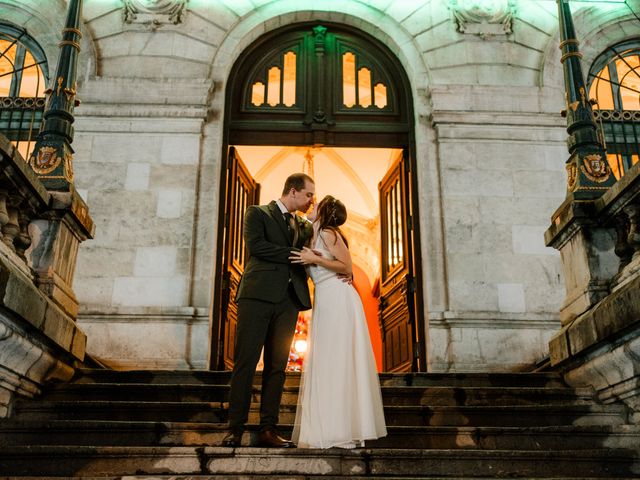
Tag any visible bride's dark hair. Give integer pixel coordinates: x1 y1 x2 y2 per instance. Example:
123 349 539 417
316 195 348 247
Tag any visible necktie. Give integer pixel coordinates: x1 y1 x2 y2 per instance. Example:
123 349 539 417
285 212 298 245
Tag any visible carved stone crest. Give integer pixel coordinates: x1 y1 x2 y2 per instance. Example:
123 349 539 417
30 146 61 174
123 0 187 27
580 153 610 183
450 0 515 37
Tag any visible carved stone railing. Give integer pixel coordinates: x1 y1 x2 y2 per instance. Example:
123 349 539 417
545 160 640 423
0 133 93 418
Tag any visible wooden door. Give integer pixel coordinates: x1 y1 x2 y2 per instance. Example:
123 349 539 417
378 149 424 372
214 147 260 370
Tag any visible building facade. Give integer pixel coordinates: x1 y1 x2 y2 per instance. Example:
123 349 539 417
1 0 638 374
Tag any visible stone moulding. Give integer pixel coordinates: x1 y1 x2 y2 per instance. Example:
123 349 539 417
449 0 515 38
123 0 188 27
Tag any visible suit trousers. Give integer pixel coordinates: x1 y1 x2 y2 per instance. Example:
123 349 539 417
227 285 300 430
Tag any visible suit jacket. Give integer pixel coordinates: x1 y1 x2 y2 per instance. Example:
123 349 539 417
235 200 312 309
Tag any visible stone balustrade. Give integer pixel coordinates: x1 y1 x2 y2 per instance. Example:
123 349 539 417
545 160 640 424
0 133 92 418
0 136 49 272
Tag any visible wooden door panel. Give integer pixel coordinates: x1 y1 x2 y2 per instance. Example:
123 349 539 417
220 147 259 370
379 150 417 372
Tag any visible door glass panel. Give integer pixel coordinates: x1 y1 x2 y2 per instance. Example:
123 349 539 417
607 153 624 180
283 51 296 107
386 190 394 270
18 50 45 97
374 83 387 108
395 182 403 265
616 55 640 110
0 41 17 96
590 65 614 110
358 67 372 108
343 52 356 108
267 66 281 106
251 82 265 106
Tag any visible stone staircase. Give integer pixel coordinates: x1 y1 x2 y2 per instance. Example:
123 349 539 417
0 369 639 478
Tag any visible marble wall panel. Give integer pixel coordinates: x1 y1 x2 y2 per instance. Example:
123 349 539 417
112 276 188 307
79 311 209 369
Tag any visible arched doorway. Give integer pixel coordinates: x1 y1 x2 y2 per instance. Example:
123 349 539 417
209 22 425 373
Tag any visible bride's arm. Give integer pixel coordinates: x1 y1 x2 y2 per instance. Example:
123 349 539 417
290 230 352 275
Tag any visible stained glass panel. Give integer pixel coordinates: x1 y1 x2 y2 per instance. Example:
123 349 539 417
343 52 356 108
267 66 281 106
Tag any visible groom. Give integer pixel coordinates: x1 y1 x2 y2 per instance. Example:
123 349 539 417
222 173 315 448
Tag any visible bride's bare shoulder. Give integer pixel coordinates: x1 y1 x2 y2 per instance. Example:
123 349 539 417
319 228 337 242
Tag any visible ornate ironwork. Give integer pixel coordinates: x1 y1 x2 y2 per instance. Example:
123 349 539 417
557 0 616 199
28 0 83 191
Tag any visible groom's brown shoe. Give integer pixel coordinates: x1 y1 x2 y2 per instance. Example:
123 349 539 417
257 426 296 448
222 428 244 447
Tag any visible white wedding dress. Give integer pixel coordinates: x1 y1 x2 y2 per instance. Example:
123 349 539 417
292 231 387 449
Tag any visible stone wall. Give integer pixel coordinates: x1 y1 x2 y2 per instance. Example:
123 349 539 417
2 0 636 370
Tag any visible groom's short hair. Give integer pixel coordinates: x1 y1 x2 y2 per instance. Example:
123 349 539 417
282 173 314 195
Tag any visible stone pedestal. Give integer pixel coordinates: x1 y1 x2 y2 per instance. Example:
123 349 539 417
31 190 95 318
544 200 619 325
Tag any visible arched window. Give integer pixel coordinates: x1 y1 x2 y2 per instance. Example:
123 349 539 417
588 40 640 179
0 23 49 161
228 23 410 147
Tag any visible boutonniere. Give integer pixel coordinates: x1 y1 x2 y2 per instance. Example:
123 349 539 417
297 217 313 239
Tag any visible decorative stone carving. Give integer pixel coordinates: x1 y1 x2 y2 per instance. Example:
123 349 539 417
123 0 187 27
450 0 515 37
624 203 640 258
613 212 634 271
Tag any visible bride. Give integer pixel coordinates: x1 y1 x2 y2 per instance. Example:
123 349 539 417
289 195 387 449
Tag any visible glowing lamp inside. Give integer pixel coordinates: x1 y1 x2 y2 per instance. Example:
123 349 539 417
294 339 308 353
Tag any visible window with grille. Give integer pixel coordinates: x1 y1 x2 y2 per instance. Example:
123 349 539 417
241 26 396 115
588 40 640 180
0 23 48 161
229 23 410 147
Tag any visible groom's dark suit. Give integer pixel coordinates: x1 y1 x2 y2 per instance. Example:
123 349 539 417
228 200 312 432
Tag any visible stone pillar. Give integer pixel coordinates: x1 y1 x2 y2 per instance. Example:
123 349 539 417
30 190 94 319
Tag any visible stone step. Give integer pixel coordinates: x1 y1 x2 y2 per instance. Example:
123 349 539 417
12 400 627 427
73 369 567 388
0 446 637 477
42 383 594 407
5 477 640 480
1 420 639 450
